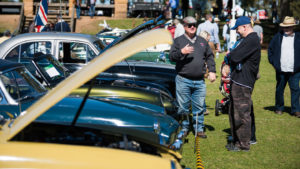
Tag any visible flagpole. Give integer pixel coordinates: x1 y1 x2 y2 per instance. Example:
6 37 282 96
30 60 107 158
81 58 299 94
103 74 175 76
229 0 237 49
60 0 62 32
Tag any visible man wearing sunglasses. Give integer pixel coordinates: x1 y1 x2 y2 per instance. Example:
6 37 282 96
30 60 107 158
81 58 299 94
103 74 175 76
169 16 216 139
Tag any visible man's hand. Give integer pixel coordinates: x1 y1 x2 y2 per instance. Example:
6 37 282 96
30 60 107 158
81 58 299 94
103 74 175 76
208 72 216 82
181 44 194 54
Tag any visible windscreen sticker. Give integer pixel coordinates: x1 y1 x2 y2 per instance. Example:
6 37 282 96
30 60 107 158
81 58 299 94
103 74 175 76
45 64 59 78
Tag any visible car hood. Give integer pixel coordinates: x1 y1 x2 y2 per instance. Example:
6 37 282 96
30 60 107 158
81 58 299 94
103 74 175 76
0 29 173 142
35 96 179 145
0 142 175 169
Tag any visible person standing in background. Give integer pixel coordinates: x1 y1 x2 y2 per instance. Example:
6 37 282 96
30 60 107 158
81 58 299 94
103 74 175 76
173 18 185 39
268 16 300 117
222 18 230 52
87 0 96 18
197 13 221 56
253 20 263 45
213 17 221 57
74 0 81 19
169 0 178 19
54 15 71 32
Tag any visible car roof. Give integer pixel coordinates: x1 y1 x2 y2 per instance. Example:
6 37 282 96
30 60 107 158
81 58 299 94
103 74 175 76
0 32 102 59
0 59 24 72
0 32 97 48
10 32 99 42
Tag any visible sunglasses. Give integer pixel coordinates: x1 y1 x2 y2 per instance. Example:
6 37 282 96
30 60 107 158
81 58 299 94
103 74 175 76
185 23 196 28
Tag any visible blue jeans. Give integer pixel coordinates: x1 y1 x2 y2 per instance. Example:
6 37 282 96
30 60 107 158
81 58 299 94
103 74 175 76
176 75 206 133
76 7 81 19
275 71 300 113
222 34 230 52
89 4 95 17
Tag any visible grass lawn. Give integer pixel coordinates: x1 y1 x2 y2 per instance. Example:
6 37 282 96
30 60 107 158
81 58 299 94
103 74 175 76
179 50 300 169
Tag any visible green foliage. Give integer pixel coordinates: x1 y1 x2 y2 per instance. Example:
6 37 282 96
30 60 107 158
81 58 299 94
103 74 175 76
291 0 300 19
180 51 300 169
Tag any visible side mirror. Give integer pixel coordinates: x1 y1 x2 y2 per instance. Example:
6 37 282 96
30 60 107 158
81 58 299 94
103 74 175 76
0 111 17 129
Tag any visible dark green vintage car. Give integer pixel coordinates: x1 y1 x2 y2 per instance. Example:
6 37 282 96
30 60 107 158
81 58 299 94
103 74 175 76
0 59 183 151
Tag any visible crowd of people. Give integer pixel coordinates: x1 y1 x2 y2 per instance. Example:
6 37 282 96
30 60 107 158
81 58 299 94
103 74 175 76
168 14 299 152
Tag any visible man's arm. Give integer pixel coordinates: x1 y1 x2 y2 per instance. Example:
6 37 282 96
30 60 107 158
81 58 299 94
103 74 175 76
268 35 276 65
169 39 185 62
213 25 220 51
230 36 259 63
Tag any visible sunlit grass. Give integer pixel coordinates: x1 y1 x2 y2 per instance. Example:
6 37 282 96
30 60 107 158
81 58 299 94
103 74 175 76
180 50 300 169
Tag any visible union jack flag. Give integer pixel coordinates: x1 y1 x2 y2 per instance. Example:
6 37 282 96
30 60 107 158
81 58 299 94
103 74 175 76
35 0 48 32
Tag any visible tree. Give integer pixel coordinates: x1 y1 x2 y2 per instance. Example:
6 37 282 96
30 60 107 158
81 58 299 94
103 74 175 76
280 0 292 21
290 0 300 20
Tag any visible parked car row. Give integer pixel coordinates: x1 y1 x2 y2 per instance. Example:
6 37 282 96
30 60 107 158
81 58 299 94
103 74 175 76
0 29 186 169
0 17 190 168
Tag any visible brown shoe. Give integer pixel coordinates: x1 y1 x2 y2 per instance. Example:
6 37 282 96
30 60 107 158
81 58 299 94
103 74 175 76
294 112 300 118
275 110 283 115
204 110 209 115
197 132 207 139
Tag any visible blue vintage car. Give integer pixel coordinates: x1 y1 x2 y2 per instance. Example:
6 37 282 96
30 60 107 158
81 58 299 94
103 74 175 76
0 59 181 150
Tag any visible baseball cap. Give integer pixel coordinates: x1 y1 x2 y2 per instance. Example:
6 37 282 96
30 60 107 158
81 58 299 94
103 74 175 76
231 16 251 30
183 16 197 24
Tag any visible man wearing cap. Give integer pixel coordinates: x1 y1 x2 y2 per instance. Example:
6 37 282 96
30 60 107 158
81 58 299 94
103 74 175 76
226 16 261 151
268 16 300 117
169 16 216 138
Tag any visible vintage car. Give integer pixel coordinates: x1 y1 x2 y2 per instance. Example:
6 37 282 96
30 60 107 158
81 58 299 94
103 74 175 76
0 29 184 169
9 53 178 116
0 17 177 97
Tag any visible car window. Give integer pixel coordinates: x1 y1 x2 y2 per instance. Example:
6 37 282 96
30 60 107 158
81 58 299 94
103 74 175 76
36 57 65 82
59 42 97 63
0 72 19 100
20 42 51 58
5 42 52 61
6 46 20 62
93 39 106 52
0 68 46 101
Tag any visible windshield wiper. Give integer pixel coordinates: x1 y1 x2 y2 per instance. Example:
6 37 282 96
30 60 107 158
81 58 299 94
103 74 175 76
18 95 36 101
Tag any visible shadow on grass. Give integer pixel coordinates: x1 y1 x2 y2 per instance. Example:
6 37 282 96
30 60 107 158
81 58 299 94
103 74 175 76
264 106 293 115
205 124 215 131
223 128 231 135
